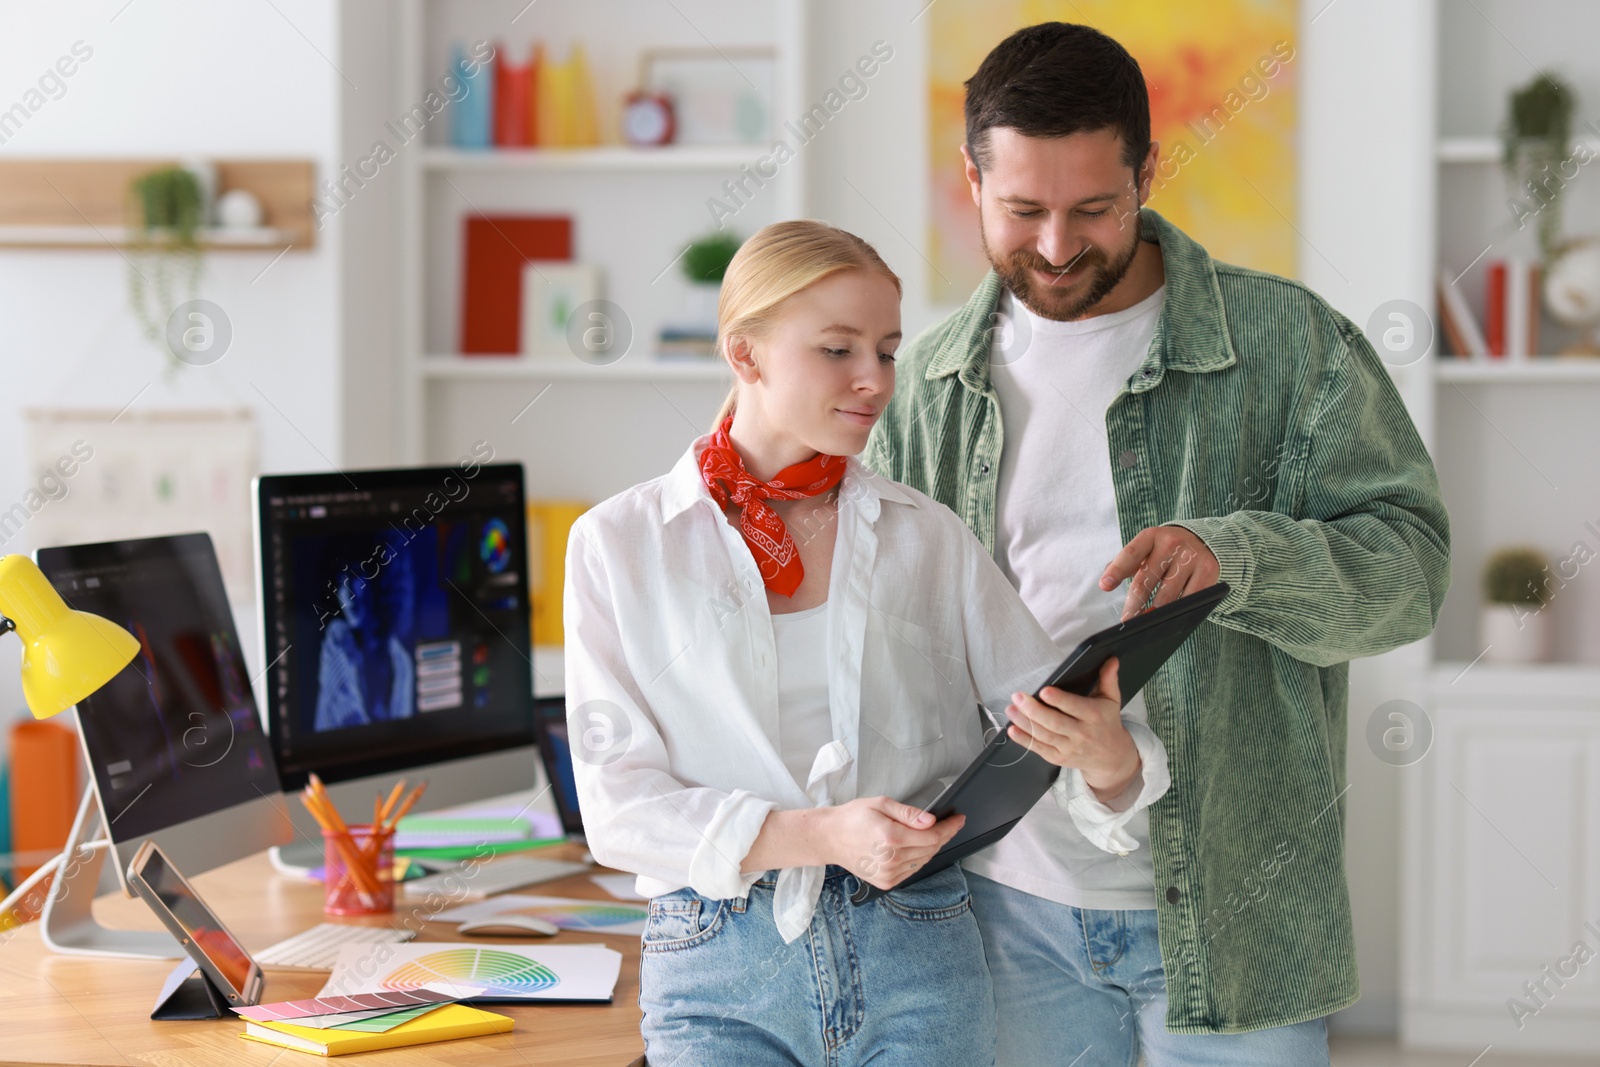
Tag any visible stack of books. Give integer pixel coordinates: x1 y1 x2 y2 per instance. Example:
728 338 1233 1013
1437 257 1541 360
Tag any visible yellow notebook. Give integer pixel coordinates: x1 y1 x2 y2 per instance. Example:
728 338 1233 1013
239 1003 512 1056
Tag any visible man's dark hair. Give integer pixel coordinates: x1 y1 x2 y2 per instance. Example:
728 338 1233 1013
964 22 1150 178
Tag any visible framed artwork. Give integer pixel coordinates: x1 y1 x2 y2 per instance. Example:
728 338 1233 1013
21 407 257 603
927 0 1299 304
521 263 601 358
641 48 775 145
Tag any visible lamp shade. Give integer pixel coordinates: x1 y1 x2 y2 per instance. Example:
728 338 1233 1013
0 554 140 719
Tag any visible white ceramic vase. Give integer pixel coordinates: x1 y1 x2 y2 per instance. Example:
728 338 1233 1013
683 283 720 330
1479 602 1550 663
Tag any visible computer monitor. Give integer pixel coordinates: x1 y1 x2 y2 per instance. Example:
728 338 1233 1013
34 532 292 958
253 463 539 824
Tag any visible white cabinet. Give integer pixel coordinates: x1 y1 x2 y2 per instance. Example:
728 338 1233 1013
1404 664 1600 1053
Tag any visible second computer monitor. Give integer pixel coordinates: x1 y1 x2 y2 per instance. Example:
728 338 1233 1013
254 462 537 793
35 532 291 894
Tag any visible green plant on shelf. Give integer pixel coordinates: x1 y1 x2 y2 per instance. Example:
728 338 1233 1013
681 232 742 285
126 165 204 365
1482 546 1548 606
1501 71 1575 262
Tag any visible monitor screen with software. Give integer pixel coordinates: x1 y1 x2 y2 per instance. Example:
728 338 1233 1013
253 463 537 802
35 532 291 896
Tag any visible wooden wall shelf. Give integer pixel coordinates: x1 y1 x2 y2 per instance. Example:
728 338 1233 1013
0 158 317 250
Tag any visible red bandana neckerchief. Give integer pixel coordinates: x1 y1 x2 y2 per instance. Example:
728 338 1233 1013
699 417 847 597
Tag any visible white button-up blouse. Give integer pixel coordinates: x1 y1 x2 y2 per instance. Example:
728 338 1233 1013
563 437 1166 941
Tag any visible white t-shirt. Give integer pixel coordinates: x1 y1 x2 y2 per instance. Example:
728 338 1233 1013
962 283 1168 911
772 602 832 792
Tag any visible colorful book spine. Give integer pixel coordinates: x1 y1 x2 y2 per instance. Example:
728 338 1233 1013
452 44 495 149
1484 259 1507 359
1436 275 1487 360
1507 257 1528 361
494 43 530 148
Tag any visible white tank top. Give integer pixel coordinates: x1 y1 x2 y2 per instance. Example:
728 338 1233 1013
771 602 832 791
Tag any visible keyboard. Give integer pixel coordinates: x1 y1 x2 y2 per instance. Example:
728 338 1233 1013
401 855 591 901
255 922 416 970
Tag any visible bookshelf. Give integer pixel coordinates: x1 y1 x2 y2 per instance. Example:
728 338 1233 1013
393 0 806 499
1404 0 1600 1054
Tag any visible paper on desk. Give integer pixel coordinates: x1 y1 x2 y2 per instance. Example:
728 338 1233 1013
433 894 648 935
591 872 647 901
317 941 622 1003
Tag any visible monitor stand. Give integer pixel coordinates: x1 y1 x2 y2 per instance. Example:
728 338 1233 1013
39 787 182 960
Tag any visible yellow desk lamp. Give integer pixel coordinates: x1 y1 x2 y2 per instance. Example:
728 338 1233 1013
0 552 141 953
0 554 139 719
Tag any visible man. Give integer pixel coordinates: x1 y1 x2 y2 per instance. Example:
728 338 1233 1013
865 22 1449 1066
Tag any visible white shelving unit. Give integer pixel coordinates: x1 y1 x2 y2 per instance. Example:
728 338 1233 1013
1434 360 1600 382
420 355 731 382
417 145 764 171
393 0 807 497
1404 2 1600 1054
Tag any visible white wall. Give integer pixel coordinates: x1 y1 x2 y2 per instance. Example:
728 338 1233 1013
0 0 345 721
1298 0 1437 1039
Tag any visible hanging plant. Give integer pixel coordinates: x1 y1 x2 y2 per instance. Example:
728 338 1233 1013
127 165 205 361
1500 72 1575 262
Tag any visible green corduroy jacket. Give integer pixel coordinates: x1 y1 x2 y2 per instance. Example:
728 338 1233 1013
864 207 1451 1034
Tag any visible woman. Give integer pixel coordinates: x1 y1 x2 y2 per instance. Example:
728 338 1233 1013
563 220 1160 1066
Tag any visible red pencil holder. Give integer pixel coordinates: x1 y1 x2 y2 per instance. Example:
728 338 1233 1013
322 824 395 916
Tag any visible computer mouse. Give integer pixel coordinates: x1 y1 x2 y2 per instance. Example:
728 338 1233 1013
456 915 560 938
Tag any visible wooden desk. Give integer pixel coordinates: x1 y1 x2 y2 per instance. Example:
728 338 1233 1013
0 845 645 1065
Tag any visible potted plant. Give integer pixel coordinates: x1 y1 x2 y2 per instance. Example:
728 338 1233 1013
1501 72 1575 263
127 164 206 361
1480 546 1551 663
680 231 741 324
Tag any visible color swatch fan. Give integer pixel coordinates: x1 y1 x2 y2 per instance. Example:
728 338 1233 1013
320 942 622 1003
388 948 557 996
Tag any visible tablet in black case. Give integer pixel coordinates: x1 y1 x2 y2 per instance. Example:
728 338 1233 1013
850 581 1228 906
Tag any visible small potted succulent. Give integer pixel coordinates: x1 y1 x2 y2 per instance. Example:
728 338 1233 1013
659 232 742 359
681 232 741 323
1480 546 1551 663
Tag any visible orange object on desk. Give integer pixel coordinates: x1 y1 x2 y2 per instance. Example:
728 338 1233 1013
8 720 78 895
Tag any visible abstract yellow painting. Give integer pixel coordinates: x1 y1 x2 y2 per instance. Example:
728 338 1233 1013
928 0 1299 304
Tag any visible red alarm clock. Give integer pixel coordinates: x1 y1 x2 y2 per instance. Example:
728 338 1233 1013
621 91 676 146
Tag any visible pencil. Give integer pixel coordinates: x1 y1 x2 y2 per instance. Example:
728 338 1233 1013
301 787 381 898
385 782 427 831
376 779 406 826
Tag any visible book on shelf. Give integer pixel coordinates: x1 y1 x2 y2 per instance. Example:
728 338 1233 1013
1436 274 1487 359
656 326 719 360
1485 259 1507 358
1506 256 1530 360
1440 259 1541 362
460 215 572 355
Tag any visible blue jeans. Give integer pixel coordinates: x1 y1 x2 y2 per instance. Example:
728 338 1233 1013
966 872 1330 1067
639 864 996 1067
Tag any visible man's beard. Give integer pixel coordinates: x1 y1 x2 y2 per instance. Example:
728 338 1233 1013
983 208 1142 322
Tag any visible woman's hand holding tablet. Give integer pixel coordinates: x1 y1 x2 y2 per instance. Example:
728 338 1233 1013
1004 657 1143 803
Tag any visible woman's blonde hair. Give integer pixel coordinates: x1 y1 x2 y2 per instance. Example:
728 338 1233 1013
709 220 902 430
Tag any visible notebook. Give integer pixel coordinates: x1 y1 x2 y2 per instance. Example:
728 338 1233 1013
238 1002 512 1056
